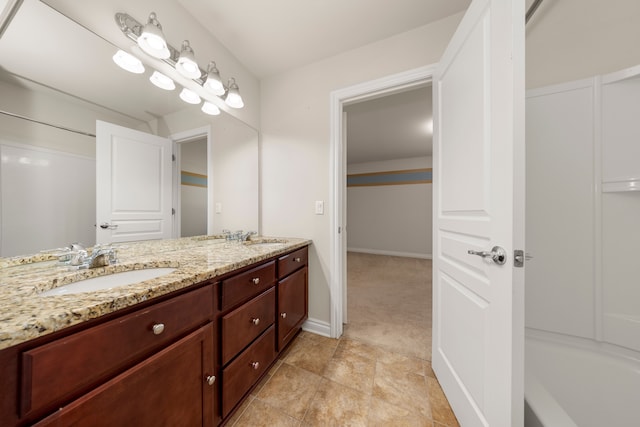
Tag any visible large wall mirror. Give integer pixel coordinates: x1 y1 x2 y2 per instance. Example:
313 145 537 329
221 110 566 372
0 0 259 258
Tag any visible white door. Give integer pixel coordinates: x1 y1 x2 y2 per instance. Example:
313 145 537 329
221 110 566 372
96 121 173 244
432 0 525 426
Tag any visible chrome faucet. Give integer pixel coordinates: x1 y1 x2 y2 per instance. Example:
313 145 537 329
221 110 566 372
86 247 117 268
240 231 257 241
60 243 117 269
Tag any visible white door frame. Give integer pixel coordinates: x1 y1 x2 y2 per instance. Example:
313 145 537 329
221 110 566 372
329 65 436 338
170 126 212 238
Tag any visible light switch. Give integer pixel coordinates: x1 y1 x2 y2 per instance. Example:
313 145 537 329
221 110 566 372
215 202 222 214
315 200 324 215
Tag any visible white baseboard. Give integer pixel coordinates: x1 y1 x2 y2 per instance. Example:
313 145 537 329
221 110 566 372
302 317 331 338
347 247 432 260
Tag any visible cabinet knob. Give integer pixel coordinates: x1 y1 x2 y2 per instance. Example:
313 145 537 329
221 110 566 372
206 375 216 386
280 312 287 319
252 277 260 285
251 361 260 370
293 257 301 263
152 323 165 335
251 317 260 326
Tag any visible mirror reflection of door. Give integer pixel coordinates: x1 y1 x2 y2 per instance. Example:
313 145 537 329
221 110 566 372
96 121 173 245
179 138 208 237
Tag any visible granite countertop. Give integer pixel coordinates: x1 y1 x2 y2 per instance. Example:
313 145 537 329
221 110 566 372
0 236 311 351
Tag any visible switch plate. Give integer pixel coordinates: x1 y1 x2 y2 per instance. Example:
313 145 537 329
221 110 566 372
215 202 222 214
315 200 324 215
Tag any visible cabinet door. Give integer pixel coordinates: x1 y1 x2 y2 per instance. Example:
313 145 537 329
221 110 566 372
34 323 216 427
277 267 308 350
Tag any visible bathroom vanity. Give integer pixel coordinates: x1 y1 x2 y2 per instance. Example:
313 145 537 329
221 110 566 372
0 237 309 426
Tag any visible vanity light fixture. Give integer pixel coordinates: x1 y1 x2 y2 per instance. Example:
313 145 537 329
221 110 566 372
201 101 221 116
176 40 201 79
204 62 225 95
179 87 201 104
115 11 245 110
149 71 175 90
112 49 145 74
224 78 244 109
136 12 170 59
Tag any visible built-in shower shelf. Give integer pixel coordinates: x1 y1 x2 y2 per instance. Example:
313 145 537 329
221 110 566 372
601 66 640 193
602 179 640 193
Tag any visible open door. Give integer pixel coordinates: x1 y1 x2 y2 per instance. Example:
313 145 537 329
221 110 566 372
432 0 525 426
96 121 173 244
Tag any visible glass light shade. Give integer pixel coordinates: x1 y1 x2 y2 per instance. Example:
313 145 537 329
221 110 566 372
112 50 145 74
224 80 244 109
176 40 201 79
137 13 170 59
201 101 221 116
204 62 225 95
149 71 175 90
179 88 201 104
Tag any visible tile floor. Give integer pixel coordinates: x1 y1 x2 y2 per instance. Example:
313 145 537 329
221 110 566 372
228 253 458 427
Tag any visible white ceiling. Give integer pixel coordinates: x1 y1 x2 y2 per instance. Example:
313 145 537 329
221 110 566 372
345 86 433 164
178 0 472 79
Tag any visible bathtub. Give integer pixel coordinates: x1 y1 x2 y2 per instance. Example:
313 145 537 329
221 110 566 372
524 332 640 427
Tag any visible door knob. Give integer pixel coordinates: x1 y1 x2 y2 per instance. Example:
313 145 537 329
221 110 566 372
467 246 507 265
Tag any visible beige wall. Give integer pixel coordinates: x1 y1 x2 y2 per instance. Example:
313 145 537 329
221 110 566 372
526 0 640 89
347 157 432 258
260 14 463 325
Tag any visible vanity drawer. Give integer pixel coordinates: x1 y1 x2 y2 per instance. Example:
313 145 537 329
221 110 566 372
20 285 214 418
278 247 308 278
220 261 275 311
221 287 275 365
222 326 276 418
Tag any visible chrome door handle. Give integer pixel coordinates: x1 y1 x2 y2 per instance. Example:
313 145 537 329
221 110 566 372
467 246 507 265
99 223 118 230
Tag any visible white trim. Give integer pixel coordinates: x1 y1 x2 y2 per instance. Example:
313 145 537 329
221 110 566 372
329 65 436 339
302 318 331 338
347 247 432 259
170 126 212 239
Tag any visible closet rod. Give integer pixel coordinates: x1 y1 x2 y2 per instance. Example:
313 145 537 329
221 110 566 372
526 0 544 24
0 109 96 138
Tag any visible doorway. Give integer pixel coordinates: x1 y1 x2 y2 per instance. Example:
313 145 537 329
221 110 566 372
329 65 435 339
341 82 433 359
178 137 208 237
171 126 213 238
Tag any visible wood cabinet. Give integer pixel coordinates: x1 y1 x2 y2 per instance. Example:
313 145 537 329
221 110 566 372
0 245 308 426
277 248 308 350
33 323 215 427
20 285 214 419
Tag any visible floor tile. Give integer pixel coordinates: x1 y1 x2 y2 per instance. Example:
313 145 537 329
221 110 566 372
322 348 376 395
283 333 338 375
302 378 370 427
373 360 432 419
368 397 434 427
427 377 459 427
233 398 300 427
256 362 321 420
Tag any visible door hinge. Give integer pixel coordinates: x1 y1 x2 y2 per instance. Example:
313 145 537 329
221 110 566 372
171 208 175 215
172 154 176 161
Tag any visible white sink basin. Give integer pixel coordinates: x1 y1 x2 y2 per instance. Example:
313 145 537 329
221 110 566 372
40 268 177 296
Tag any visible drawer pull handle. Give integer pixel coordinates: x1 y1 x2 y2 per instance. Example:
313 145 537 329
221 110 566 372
252 277 260 285
251 361 260 370
152 323 165 335
293 257 301 263
281 312 287 319
251 317 260 326
206 375 216 386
